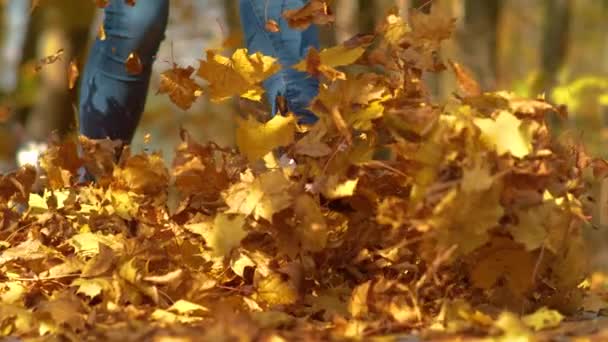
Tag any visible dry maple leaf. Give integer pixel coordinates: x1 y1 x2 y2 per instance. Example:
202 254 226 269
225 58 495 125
158 65 203 110
265 19 280 32
68 60 79 90
125 52 143 75
223 169 293 222
197 49 280 102
98 23 107 40
282 0 335 30
112 152 169 195
449 59 481 97
34 48 64 72
235 114 296 161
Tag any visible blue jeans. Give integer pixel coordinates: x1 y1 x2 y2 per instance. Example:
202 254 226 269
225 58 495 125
79 0 319 144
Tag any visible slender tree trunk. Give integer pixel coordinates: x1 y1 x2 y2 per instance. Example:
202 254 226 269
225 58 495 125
461 0 504 90
534 0 572 95
16 0 95 142
223 0 240 34
357 0 377 34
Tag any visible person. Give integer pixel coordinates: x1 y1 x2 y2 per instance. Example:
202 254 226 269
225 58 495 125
78 0 320 148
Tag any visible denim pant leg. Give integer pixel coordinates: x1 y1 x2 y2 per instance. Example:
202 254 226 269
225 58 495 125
239 0 320 124
78 0 169 143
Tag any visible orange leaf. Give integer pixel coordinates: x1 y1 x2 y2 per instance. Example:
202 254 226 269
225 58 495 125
158 65 203 110
282 0 335 30
125 52 143 75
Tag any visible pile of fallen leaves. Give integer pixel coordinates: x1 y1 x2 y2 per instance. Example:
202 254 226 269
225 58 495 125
1 2 607 341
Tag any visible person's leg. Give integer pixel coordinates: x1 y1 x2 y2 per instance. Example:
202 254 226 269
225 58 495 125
79 0 169 144
239 0 320 124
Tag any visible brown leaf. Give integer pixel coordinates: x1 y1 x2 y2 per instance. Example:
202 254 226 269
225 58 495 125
449 60 482 97
282 0 335 30
158 65 203 110
98 23 106 40
34 48 64 72
265 19 280 32
68 60 79 90
125 52 143 75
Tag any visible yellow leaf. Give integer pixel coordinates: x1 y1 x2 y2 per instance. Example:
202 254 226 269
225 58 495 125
346 100 385 131
295 45 365 72
474 111 535 158
348 281 370 318
522 307 564 331
236 114 296 161
508 207 548 251
493 312 532 342
294 194 328 252
167 299 209 315
151 309 202 324
431 185 504 254
28 189 69 213
377 10 411 45
71 278 110 299
256 272 298 306
118 258 159 304
461 158 494 193
107 189 140 220
197 49 280 102
224 170 293 222
231 48 281 84
68 232 124 256
322 176 359 199
201 214 248 258
0 282 25 304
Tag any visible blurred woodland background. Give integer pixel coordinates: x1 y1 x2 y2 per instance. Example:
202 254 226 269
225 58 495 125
0 0 607 171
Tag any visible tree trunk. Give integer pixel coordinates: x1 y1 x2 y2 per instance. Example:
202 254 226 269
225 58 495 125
16 0 95 142
461 0 504 90
534 0 572 95
223 0 240 34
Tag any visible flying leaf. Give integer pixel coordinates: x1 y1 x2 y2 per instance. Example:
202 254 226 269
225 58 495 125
265 19 280 32
282 0 335 30
125 52 143 75
474 111 535 158
158 65 203 110
197 49 280 102
235 114 296 161
223 170 293 222
68 60 79 90
449 60 481 97
294 44 366 73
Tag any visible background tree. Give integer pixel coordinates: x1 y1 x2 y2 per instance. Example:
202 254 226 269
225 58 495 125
14 0 95 143
533 0 572 95
459 0 505 90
